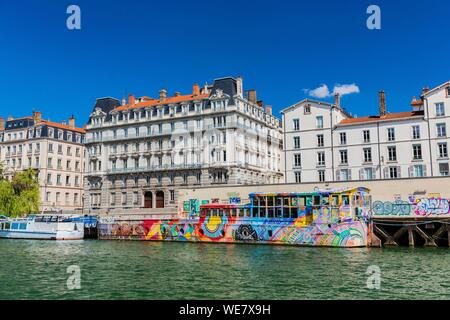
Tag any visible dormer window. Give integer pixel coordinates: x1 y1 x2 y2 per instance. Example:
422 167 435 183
304 105 311 114
58 130 63 140
447 87 450 97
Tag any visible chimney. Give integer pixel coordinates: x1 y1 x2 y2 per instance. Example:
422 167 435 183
32 111 42 124
128 94 135 105
236 76 243 97
334 93 341 107
69 115 75 128
192 84 200 96
174 91 181 97
265 105 272 115
257 100 264 108
421 86 430 95
248 89 257 104
0 117 4 131
159 89 167 100
379 90 386 116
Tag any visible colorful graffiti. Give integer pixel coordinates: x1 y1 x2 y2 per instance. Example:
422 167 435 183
372 196 450 217
99 217 368 247
99 187 371 247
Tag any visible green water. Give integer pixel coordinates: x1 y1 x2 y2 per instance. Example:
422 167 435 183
0 239 449 299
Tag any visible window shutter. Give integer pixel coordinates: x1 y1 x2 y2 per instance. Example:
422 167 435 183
383 167 388 179
422 164 427 177
336 169 340 181
408 165 413 178
397 166 401 178
359 168 364 180
348 170 352 181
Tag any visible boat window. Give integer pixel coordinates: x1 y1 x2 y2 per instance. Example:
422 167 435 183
291 207 298 219
313 196 321 206
283 197 290 206
251 197 258 206
322 196 330 206
267 196 274 207
306 196 312 206
342 195 350 206
268 207 274 218
11 222 19 230
238 208 244 217
19 223 27 230
4 222 10 230
200 209 206 218
298 196 306 206
35 216 43 222
331 195 339 206
51 216 58 222
0 223 3 230
282 208 290 219
276 197 283 207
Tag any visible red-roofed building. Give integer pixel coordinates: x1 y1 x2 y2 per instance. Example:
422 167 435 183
281 80 450 183
83 76 283 213
0 112 86 211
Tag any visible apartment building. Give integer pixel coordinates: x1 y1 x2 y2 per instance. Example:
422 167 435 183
84 76 283 211
0 112 86 211
282 80 450 183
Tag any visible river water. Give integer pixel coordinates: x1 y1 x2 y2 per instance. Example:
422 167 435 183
0 239 449 299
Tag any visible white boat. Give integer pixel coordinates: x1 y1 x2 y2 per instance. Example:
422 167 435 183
0 215 84 240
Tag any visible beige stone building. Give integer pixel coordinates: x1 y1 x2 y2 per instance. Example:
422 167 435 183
0 112 86 211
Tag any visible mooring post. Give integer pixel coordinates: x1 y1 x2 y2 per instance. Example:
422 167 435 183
408 226 415 247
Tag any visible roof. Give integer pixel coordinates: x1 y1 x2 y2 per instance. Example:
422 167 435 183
116 93 209 111
421 80 450 98
281 98 351 118
41 120 85 134
337 111 424 126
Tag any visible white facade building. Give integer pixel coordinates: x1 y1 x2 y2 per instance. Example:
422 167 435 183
84 77 283 212
0 112 86 211
282 80 450 183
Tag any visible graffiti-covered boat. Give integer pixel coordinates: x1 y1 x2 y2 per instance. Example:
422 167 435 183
98 187 372 247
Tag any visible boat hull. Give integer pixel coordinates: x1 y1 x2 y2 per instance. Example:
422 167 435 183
99 218 368 247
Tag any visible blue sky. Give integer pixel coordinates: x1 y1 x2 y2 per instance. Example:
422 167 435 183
0 0 449 125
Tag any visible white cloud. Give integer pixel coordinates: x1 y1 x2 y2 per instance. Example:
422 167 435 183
305 83 360 98
332 83 360 96
305 84 330 98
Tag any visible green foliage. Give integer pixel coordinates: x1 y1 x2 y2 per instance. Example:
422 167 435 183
0 167 40 217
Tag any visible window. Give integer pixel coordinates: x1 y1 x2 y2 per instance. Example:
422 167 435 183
387 128 395 141
412 144 422 160
339 132 347 145
412 125 421 139
56 174 62 185
389 166 398 178
340 169 350 181
133 192 139 205
293 118 300 131
435 102 445 116
316 116 323 129
317 134 324 147
439 163 449 176
74 193 79 205
46 192 50 202
293 136 301 149
363 168 373 180
170 190 175 202
65 175 70 186
294 172 301 183
48 143 53 153
339 150 348 164
363 130 370 143
304 105 311 114
318 170 325 182
56 192 60 203
437 123 446 137
388 146 397 161
65 193 70 204
122 192 127 205
413 165 424 177
317 152 325 166
293 154 301 167
438 142 448 158
363 148 372 163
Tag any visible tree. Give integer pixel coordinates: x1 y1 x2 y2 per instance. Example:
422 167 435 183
0 168 40 217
